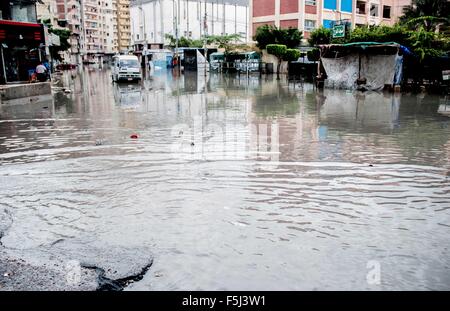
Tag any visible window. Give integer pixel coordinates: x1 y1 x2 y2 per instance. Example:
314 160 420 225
383 5 391 19
324 0 336 10
356 1 366 14
305 0 316 5
304 20 316 31
323 19 334 29
341 0 352 13
370 4 379 17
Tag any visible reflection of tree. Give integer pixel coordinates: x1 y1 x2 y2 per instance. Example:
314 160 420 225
53 92 74 113
395 95 450 164
252 86 300 117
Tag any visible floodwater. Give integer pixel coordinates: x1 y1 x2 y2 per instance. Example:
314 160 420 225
1 69 450 290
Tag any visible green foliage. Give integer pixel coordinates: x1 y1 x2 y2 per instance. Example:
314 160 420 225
307 48 320 62
204 34 242 54
40 20 72 61
401 0 450 29
347 24 407 45
266 44 287 59
404 16 449 32
307 27 331 46
165 34 203 48
50 28 71 51
284 49 301 62
254 25 276 49
345 24 449 61
253 25 302 49
408 26 448 60
277 28 303 49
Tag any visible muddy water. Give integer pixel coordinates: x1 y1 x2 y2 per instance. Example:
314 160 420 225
0 69 449 290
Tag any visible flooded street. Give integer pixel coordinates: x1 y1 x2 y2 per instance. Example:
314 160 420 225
1 69 450 290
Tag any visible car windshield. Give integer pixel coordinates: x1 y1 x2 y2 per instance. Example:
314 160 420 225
120 59 139 67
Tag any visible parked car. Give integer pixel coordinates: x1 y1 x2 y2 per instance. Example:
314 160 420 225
112 55 142 82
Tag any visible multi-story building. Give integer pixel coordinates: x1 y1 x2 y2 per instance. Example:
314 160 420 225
250 0 411 39
130 0 249 48
37 0 59 27
51 0 131 64
0 0 46 83
52 0 85 64
117 0 131 52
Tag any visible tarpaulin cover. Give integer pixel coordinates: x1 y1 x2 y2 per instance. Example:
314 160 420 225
322 53 397 90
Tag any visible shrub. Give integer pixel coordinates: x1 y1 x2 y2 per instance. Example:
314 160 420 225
284 49 301 62
266 44 287 58
254 25 302 49
308 27 331 46
307 48 320 62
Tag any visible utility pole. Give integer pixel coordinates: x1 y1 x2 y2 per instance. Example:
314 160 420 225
234 3 237 43
204 0 207 77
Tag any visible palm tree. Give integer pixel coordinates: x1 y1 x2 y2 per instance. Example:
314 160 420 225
400 0 450 31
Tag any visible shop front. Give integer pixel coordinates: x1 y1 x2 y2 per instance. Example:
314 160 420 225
0 20 46 84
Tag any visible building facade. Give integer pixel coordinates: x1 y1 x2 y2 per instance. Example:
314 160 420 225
250 0 411 39
37 0 59 27
50 0 130 64
0 0 46 83
130 0 249 48
117 0 131 52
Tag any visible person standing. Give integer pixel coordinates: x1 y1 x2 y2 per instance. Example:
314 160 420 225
35 63 47 82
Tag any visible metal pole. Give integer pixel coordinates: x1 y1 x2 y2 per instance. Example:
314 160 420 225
1 46 7 84
204 0 207 77
234 3 237 43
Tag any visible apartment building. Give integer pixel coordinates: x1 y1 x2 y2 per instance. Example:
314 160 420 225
50 0 130 64
0 0 46 83
250 0 411 39
51 0 85 63
37 0 59 27
117 0 131 52
130 0 249 48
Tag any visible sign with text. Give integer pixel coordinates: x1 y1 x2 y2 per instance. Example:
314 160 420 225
332 25 345 38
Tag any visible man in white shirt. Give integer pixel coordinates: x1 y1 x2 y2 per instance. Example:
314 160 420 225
36 63 47 82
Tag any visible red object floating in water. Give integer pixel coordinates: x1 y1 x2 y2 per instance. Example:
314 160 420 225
130 134 139 139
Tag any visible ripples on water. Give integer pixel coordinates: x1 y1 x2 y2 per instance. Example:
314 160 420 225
0 70 449 290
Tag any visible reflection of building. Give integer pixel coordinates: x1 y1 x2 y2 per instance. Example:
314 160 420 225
250 0 411 39
130 0 249 48
0 0 46 84
319 90 400 130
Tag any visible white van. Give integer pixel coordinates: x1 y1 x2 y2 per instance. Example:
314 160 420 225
112 55 142 82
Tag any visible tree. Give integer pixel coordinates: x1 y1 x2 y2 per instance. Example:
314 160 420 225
254 25 277 49
266 44 287 79
276 27 302 48
283 49 301 62
40 19 71 62
307 48 320 62
400 0 450 31
165 34 203 48
254 25 302 49
204 34 242 55
307 27 331 46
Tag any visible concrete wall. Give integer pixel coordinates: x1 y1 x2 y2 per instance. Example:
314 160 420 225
0 83 51 101
261 49 288 74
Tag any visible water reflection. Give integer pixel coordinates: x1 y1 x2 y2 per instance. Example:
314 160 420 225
0 70 449 290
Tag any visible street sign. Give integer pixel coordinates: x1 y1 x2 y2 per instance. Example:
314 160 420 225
443 70 450 81
332 25 345 38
